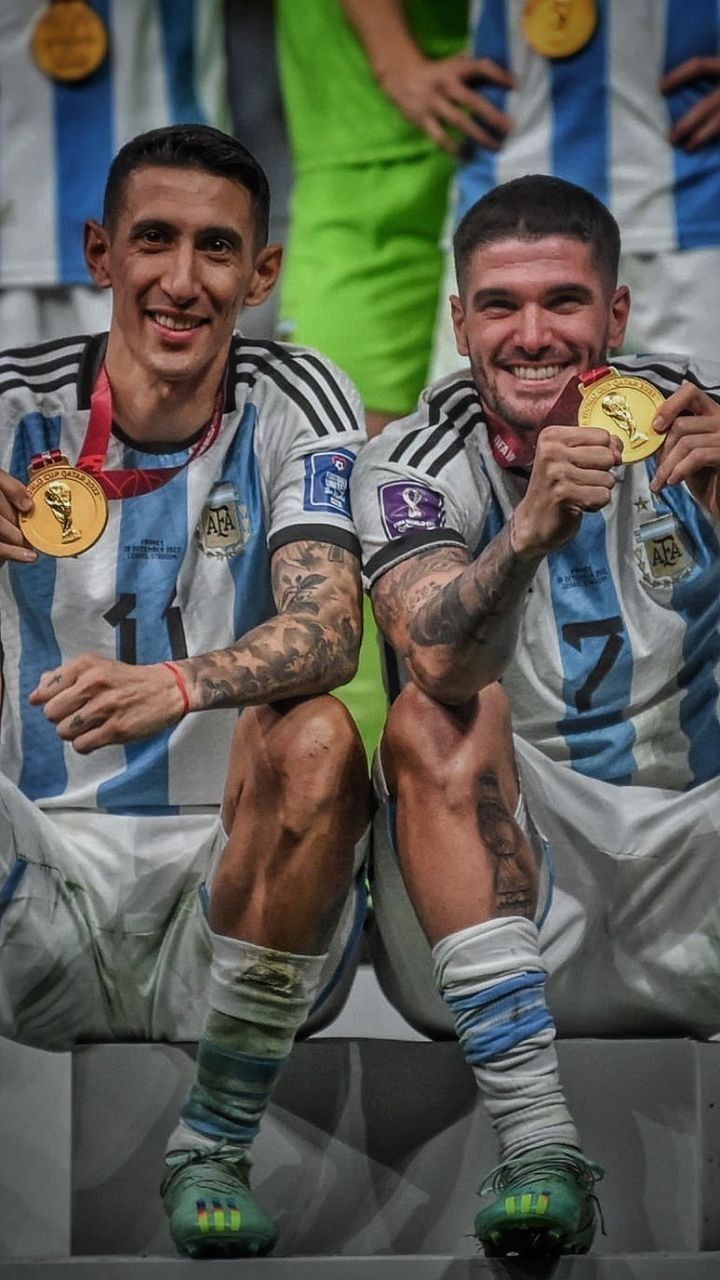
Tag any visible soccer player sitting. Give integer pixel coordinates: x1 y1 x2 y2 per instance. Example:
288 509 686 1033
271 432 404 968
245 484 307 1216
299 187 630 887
0 124 369 1257
351 173 720 1257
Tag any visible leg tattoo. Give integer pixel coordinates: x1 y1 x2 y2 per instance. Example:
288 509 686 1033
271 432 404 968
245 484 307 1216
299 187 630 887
476 771 536 917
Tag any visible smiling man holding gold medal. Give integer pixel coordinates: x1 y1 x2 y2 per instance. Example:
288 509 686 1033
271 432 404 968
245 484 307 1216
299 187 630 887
351 173 720 1257
0 123 371 1258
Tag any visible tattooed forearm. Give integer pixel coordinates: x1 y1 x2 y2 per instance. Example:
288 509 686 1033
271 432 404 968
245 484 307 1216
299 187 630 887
372 523 542 701
180 541 362 711
410 523 539 649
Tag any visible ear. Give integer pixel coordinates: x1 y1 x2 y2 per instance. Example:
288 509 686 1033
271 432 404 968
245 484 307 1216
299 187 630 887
607 284 630 350
243 242 283 309
450 293 469 357
84 219 112 289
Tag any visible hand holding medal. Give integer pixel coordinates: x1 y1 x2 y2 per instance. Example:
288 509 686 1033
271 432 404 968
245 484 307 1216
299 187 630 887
648 380 720 517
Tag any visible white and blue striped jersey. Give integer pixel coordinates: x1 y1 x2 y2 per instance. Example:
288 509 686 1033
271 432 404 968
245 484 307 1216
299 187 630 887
458 0 720 252
0 333 364 812
351 355 720 791
0 0 228 288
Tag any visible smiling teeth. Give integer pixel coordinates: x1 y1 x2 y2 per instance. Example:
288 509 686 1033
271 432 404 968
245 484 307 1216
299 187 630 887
154 314 199 331
510 364 563 380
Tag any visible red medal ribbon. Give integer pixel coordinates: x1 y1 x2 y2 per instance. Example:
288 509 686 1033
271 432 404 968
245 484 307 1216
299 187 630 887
51 364 226 500
485 407 537 470
578 365 612 388
487 367 613 469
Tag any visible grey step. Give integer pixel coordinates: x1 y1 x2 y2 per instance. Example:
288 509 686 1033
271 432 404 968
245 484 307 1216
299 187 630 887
4 1257 720 1278
2 1034 719 1263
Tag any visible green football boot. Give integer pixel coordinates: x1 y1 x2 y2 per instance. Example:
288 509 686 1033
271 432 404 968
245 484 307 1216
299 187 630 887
474 1144 604 1258
161 1143 279 1259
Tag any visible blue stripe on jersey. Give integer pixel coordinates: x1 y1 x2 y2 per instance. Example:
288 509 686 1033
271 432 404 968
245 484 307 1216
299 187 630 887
472 484 505 556
97 457 191 815
219 406 275 640
647 477 720 786
159 0 206 122
548 512 637 784
7 414 67 800
550 0 609 203
664 0 720 250
54 0 114 284
456 0 508 220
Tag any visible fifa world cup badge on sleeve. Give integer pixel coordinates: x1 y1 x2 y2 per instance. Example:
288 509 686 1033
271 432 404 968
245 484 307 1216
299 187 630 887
522 0 596 58
19 452 108 557
31 1 109 82
578 367 665 463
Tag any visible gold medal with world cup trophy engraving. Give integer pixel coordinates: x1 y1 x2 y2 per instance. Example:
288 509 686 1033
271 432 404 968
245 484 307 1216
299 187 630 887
31 0 108 82
522 0 597 58
577 367 666 463
19 454 108 557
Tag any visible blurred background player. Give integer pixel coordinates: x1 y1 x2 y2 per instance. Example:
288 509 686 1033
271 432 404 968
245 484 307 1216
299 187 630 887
431 0 720 377
0 0 228 346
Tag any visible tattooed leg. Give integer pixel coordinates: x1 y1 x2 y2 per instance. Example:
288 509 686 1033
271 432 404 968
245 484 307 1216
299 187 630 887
210 694 369 952
382 681 537 945
477 770 536 918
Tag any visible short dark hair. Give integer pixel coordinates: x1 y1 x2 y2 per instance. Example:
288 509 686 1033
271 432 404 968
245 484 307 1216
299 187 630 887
102 123 270 246
453 174 621 295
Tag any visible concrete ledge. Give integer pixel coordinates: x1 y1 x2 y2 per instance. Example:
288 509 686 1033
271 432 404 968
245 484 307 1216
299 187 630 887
3 1036 720 1264
4 1254 720 1278
71 1039 720 1257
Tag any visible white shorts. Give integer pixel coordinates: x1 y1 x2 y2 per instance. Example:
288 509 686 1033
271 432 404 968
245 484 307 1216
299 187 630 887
0 776 367 1050
370 735 720 1039
428 245 720 382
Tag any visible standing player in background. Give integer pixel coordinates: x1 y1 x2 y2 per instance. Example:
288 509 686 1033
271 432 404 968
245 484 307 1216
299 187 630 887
0 123 369 1258
275 0 506 759
432 0 720 377
351 174 720 1256
0 0 228 345
275 0 492 441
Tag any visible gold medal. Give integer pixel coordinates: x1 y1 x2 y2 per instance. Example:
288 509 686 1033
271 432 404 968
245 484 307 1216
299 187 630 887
522 0 597 59
31 1 108 83
19 455 108 557
578 367 666 463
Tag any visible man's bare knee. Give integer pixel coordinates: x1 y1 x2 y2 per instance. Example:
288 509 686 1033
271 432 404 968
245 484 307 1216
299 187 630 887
236 696 368 837
383 682 515 795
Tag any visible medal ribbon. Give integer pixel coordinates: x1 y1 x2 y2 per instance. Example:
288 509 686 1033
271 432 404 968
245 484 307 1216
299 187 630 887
578 365 611 388
485 407 538 470
66 365 226 500
486 366 613 468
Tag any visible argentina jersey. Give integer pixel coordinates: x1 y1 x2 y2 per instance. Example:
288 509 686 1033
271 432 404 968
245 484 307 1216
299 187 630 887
0 1 228 288
0 334 364 813
352 356 720 791
458 0 720 253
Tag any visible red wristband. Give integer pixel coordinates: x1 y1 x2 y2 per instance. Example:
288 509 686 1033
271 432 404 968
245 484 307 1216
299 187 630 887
162 661 191 716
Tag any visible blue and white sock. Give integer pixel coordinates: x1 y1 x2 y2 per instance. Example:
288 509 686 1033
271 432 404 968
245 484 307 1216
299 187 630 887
433 916 579 1162
166 934 326 1156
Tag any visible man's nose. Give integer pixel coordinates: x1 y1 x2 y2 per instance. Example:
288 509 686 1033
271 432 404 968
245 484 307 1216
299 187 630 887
515 304 552 352
161 244 200 303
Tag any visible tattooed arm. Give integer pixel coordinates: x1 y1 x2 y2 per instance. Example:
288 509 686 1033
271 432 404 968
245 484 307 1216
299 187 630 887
182 539 363 710
372 522 542 704
30 539 363 752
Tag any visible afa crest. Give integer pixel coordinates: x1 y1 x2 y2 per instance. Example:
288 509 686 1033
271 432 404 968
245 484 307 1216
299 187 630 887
197 483 251 559
634 512 693 588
